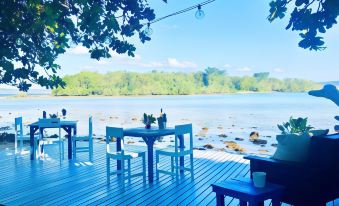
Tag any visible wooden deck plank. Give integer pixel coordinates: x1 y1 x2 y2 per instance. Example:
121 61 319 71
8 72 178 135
0 142 253 206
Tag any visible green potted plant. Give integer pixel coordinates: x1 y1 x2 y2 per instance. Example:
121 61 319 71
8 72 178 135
142 113 156 129
273 117 314 162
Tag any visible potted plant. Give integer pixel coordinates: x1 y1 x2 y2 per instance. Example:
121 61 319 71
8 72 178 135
142 113 156 129
273 117 314 162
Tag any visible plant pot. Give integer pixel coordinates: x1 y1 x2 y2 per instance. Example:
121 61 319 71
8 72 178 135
145 124 151 129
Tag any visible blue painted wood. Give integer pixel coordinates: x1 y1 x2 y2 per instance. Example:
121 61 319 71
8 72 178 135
211 178 284 206
123 127 175 183
0 142 254 206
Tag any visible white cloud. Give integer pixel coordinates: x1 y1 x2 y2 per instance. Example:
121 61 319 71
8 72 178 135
237 67 251 72
273 67 285 73
68 45 88 54
224 64 232 68
167 58 198 69
140 62 165 68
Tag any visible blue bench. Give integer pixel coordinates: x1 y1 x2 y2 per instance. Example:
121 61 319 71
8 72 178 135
211 178 284 206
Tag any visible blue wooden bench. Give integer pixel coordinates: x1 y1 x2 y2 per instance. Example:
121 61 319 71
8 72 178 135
211 178 284 206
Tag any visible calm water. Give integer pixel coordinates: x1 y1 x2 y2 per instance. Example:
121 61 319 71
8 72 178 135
0 93 338 154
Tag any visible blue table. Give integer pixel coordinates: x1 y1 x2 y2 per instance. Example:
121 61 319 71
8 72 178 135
29 121 77 160
211 178 284 206
123 127 183 183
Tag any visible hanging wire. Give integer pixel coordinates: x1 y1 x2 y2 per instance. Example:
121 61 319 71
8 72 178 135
145 0 216 25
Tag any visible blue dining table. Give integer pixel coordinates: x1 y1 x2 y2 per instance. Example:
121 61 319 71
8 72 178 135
123 127 185 183
29 120 77 160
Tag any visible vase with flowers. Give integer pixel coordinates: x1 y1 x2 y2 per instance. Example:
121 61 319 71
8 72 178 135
142 113 156 129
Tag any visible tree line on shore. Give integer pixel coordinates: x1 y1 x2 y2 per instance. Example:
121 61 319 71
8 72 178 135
52 68 321 96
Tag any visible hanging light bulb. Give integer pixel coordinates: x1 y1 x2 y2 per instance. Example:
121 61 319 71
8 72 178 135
144 23 153 37
195 5 205 20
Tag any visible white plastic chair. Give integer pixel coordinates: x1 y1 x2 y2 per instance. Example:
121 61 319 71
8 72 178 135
71 116 93 160
106 127 146 186
156 124 194 181
38 118 64 160
14 117 39 155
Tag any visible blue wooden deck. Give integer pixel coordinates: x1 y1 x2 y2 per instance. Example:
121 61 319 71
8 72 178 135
0 140 321 206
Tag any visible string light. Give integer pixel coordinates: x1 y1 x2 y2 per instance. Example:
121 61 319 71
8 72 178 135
143 0 216 34
195 5 205 20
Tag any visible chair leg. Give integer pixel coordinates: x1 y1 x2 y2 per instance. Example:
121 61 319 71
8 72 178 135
156 152 159 180
190 153 194 181
128 159 131 184
121 158 125 188
171 156 174 174
142 154 146 182
89 139 93 160
106 157 110 184
72 140 76 159
175 156 179 181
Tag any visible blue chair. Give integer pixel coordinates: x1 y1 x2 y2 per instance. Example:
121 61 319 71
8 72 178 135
156 124 194 181
71 116 93 160
38 118 64 160
14 117 39 155
106 127 146 186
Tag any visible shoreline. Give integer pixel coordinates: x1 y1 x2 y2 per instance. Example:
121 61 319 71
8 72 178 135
0 91 305 100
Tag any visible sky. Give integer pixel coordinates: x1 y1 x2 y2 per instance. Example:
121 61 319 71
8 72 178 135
55 0 339 82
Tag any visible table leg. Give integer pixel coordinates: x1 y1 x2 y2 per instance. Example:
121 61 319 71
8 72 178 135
30 126 34 160
271 198 280 206
240 200 247 206
179 134 184 174
67 127 72 159
147 139 154 183
116 137 122 172
216 194 225 206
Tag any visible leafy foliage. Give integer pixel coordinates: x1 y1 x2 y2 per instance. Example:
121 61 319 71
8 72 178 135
52 68 321 96
142 113 156 126
277 116 313 135
268 0 339 51
0 0 160 91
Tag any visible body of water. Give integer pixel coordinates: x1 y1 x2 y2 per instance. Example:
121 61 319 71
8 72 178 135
0 93 337 155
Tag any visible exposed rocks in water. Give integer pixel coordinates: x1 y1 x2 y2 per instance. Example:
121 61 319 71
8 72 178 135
258 149 269 154
249 131 259 141
217 126 223 130
218 134 228 138
0 115 2 118
252 139 267 145
232 125 235 127
202 127 209 131
198 138 204 141
139 140 145 143
127 141 135 144
215 148 226 152
0 133 15 142
260 144 266 147
193 147 206 150
271 143 278 147
224 141 246 153
110 137 117 142
0 126 11 131
203 144 214 149
251 126 258 129
264 135 272 138
131 118 138 121
170 140 174 142
235 137 244 141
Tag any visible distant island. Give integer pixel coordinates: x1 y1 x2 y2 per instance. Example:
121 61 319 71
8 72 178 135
52 68 321 96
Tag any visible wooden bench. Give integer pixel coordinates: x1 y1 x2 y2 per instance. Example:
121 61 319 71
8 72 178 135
211 178 284 206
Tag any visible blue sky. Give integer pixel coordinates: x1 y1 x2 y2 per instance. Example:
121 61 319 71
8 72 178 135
56 0 339 82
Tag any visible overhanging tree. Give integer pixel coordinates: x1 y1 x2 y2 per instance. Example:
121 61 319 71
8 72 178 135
268 0 339 51
0 0 160 91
